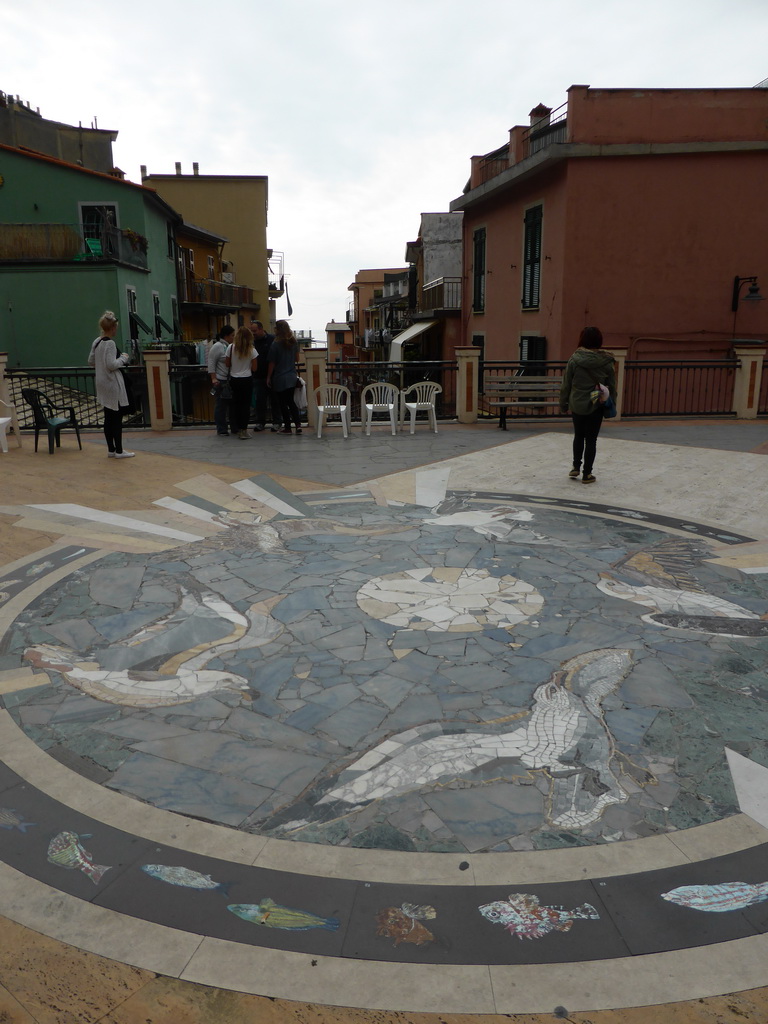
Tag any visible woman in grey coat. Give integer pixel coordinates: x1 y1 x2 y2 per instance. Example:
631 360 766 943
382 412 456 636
87 310 135 459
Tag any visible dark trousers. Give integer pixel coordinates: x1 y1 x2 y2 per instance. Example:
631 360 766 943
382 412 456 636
103 406 125 454
277 386 301 429
571 408 604 474
253 378 279 427
230 377 253 432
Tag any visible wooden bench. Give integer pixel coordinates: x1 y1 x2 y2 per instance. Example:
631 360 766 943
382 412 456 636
483 375 563 429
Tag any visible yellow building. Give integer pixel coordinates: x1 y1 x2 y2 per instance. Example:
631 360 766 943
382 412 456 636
141 164 281 328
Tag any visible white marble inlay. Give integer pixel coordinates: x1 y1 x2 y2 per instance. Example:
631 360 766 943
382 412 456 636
356 567 543 632
231 480 305 518
28 504 201 543
152 497 228 525
320 649 637 829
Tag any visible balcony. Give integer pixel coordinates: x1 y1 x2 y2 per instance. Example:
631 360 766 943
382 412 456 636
268 250 285 297
0 223 148 269
179 275 256 310
422 277 461 311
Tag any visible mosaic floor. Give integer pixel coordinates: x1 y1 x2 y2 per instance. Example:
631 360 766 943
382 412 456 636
2 430 768 1014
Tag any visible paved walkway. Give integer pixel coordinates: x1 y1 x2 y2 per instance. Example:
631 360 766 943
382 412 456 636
1 418 768 1019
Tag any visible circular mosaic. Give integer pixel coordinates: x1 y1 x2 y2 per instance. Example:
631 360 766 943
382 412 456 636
355 567 544 632
5 495 768 854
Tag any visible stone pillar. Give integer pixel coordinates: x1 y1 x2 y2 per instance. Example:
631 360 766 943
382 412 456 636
733 343 767 419
455 347 480 423
304 349 328 429
143 349 173 431
611 348 628 423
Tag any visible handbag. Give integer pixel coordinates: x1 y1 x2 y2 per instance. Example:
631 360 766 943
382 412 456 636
602 394 617 418
120 369 136 414
585 368 615 416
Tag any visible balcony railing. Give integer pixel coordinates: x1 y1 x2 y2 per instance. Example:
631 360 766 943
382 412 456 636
179 276 255 308
422 277 461 310
521 100 568 159
0 223 148 269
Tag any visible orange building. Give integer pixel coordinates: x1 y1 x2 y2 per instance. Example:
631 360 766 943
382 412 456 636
346 267 410 360
450 85 768 364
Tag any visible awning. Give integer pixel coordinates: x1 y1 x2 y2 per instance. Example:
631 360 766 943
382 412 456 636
388 319 437 361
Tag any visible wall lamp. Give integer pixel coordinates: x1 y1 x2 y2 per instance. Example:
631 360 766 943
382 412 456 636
731 275 764 312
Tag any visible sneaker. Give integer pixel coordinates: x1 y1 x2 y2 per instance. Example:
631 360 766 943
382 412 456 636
114 451 135 459
295 427 302 434
270 426 280 433
238 430 249 439
217 430 229 436
107 451 116 458
253 425 265 432
568 467 580 479
582 473 596 484
279 427 292 434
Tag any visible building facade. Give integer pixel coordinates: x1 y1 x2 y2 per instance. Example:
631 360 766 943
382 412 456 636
450 85 768 364
0 145 180 367
141 167 276 330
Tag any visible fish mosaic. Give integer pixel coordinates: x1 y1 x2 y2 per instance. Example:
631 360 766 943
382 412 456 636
141 863 232 896
478 893 600 940
46 831 111 885
376 903 437 947
0 808 36 833
661 881 768 912
227 897 340 931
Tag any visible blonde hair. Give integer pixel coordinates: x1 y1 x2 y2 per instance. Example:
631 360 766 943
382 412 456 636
233 325 254 359
274 319 295 347
99 310 118 333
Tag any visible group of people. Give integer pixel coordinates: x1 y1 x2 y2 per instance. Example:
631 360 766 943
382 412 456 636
88 308 615 480
208 319 302 439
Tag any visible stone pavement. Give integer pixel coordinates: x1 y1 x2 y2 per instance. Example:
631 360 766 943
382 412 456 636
1 417 768 1020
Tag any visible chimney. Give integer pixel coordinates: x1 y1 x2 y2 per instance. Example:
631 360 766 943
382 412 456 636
529 103 551 128
175 162 182 175
192 162 199 175
140 164 147 179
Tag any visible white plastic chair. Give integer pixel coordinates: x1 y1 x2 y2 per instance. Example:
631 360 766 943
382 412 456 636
0 399 22 452
360 382 399 436
400 381 442 434
314 384 352 438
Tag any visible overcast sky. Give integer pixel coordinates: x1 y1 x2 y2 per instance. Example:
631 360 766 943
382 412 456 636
4 0 768 339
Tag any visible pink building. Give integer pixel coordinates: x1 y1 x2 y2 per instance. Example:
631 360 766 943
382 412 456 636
450 85 768 364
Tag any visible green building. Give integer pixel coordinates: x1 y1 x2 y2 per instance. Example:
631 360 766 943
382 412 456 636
0 144 181 368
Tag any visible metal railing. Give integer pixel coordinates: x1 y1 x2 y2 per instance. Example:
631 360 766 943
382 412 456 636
325 361 457 422
521 101 568 159
422 277 461 310
4 366 149 429
623 360 737 416
179 276 255 307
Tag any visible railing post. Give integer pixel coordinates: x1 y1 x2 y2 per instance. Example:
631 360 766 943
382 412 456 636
0 352 9 407
304 348 328 429
732 343 767 419
455 347 480 423
611 348 628 422
143 348 173 431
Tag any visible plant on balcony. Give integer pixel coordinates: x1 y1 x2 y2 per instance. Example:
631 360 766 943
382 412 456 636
123 229 148 254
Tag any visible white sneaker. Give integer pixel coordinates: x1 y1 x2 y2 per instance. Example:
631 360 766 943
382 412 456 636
107 452 116 458
113 451 135 459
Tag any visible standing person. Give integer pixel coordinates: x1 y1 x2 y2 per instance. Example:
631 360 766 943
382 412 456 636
266 320 301 434
208 325 235 436
87 310 135 459
559 326 616 484
225 325 257 439
250 319 276 433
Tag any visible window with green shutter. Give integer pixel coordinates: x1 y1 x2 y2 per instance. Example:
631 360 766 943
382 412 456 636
522 205 542 309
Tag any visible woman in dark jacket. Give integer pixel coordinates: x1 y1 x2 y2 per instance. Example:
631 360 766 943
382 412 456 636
559 326 616 484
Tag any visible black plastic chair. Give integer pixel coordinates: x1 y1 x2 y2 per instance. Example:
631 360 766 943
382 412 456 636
21 388 83 454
